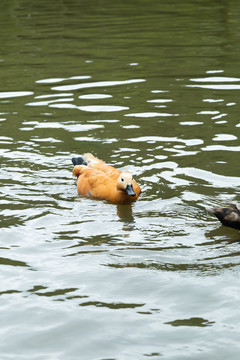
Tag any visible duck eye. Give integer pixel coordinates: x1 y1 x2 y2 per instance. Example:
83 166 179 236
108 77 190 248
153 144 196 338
121 178 124 182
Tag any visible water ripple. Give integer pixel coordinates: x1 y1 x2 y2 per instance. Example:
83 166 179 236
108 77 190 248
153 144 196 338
36 76 91 84
190 76 240 82
26 98 74 106
78 94 112 99
51 78 146 91
0 91 33 98
187 84 240 90
125 112 178 118
77 105 129 112
202 145 240 152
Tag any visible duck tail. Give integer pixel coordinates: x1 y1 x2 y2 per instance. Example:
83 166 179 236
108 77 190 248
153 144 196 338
72 156 87 166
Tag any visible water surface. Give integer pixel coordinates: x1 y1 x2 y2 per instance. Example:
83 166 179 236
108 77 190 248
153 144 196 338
1 0 240 359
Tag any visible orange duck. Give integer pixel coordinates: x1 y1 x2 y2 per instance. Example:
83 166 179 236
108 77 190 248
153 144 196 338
72 153 141 204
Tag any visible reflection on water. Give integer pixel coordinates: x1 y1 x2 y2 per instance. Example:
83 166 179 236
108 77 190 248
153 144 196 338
165 317 215 327
1 0 240 359
117 204 135 223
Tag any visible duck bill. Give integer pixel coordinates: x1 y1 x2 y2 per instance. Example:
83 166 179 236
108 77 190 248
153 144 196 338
125 184 136 197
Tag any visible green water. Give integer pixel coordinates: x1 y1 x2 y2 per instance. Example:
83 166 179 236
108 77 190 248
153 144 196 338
1 0 240 359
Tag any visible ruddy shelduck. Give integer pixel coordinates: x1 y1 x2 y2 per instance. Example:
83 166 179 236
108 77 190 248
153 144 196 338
208 203 240 231
72 153 141 204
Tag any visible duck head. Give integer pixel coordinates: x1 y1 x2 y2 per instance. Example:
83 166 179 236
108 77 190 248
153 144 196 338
117 172 136 196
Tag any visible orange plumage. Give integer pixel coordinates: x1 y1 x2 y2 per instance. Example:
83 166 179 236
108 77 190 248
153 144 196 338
72 153 141 204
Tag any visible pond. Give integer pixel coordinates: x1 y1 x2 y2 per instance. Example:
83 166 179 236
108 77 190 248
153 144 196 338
1 0 240 359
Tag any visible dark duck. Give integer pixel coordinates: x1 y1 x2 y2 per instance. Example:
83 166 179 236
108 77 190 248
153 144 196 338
208 203 240 231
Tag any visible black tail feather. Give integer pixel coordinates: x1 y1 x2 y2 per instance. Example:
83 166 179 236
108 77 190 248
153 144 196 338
72 157 87 166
